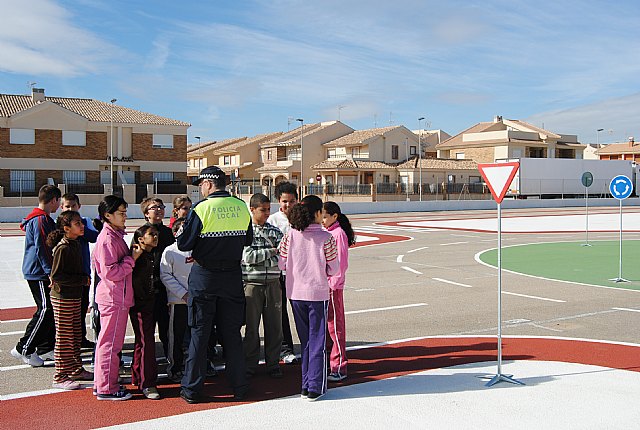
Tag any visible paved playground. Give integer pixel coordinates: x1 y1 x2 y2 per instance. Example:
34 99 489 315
2 206 640 428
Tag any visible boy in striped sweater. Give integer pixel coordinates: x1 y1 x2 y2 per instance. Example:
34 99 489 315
242 193 284 378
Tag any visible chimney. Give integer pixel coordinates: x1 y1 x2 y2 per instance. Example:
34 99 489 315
493 115 502 123
629 137 635 147
31 88 45 103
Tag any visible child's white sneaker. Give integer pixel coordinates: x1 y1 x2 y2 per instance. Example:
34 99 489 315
11 347 44 367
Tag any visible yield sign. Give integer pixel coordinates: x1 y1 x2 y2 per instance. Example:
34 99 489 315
478 162 520 203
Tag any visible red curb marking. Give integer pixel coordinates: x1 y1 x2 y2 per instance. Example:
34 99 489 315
1 307 37 321
378 220 640 234
3 337 639 429
352 231 411 248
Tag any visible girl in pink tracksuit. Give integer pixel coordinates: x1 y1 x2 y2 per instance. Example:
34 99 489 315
92 195 143 401
278 195 339 401
322 201 356 382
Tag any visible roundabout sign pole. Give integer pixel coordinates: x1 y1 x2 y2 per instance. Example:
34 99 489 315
609 175 632 283
478 162 524 387
581 171 593 247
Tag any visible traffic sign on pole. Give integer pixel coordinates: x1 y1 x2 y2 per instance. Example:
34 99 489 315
478 162 519 203
609 175 633 200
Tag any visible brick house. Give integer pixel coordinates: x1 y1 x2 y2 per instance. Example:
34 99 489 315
0 88 190 199
436 116 585 162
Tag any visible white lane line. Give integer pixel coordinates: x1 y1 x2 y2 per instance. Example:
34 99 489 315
1 318 32 324
502 291 566 303
1 364 32 371
1 388 61 401
346 303 427 315
432 277 473 288
401 266 423 275
407 246 429 253
354 288 375 292
397 255 404 263
613 307 640 313
440 241 469 246
0 330 24 336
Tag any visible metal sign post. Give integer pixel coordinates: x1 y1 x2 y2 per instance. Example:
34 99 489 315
477 162 524 387
581 172 593 247
609 175 632 283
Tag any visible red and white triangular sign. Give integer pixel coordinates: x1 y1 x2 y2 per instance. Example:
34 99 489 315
478 162 519 204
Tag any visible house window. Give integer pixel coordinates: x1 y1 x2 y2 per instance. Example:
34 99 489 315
328 149 336 159
351 147 361 158
152 134 173 149
383 175 390 183
391 145 399 160
469 175 482 183
223 155 232 165
410 146 417 155
455 152 465 159
267 150 273 161
153 172 174 182
63 170 86 185
62 131 86 146
10 129 35 145
10 170 35 192
288 148 301 160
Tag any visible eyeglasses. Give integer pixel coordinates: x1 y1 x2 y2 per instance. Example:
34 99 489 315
148 205 166 210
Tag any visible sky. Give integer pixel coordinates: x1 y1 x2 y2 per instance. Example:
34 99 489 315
1 0 640 145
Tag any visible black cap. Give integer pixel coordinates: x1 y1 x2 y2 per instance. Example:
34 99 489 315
192 166 225 186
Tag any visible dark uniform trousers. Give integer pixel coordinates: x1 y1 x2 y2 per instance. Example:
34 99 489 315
182 264 247 397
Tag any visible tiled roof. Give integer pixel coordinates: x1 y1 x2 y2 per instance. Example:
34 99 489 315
596 142 640 155
187 137 246 155
323 126 400 147
312 159 397 170
261 121 354 147
0 93 190 126
216 132 283 154
437 119 568 149
396 157 478 170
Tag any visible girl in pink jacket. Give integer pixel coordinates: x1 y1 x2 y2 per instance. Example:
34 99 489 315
322 201 356 382
92 195 142 401
278 195 339 401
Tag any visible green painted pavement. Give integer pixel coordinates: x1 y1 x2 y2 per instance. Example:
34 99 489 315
478 240 640 290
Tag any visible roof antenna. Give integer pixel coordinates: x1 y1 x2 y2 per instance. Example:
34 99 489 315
27 81 37 94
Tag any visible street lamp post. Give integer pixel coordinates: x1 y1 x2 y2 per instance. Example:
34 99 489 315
195 136 201 170
418 117 425 201
404 137 409 201
110 98 117 192
296 118 304 196
596 128 604 146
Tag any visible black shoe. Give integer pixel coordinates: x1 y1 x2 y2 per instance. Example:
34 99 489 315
307 391 325 401
268 367 284 379
180 389 208 404
233 385 249 401
301 389 309 398
81 338 96 349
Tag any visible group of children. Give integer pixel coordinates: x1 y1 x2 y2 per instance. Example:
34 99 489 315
11 180 354 402
244 182 356 401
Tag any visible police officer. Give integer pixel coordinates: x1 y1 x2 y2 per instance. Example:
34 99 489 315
177 166 253 403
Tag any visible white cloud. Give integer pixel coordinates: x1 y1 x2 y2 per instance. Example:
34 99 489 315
0 0 118 77
526 93 640 144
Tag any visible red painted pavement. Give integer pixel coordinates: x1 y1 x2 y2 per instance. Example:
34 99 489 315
3 336 640 429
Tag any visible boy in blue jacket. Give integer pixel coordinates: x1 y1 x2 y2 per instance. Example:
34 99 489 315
11 184 61 367
60 193 99 348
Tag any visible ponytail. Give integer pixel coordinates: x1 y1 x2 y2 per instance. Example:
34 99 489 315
46 210 82 248
323 201 356 246
288 195 323 231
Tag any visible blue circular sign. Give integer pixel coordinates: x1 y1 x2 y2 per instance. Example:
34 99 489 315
609 175 633 200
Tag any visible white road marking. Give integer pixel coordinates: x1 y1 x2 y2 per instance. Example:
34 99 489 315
612 307 640 313
451 234 481 238
396 255 404 263
432 277 473 288
0 330 23 336
0 364 31 371
354 288 375 292
1 318 31 324
440 241 469 246
407 246 429 253
502 291 566 303
346 303 427 315
401 266 423 275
